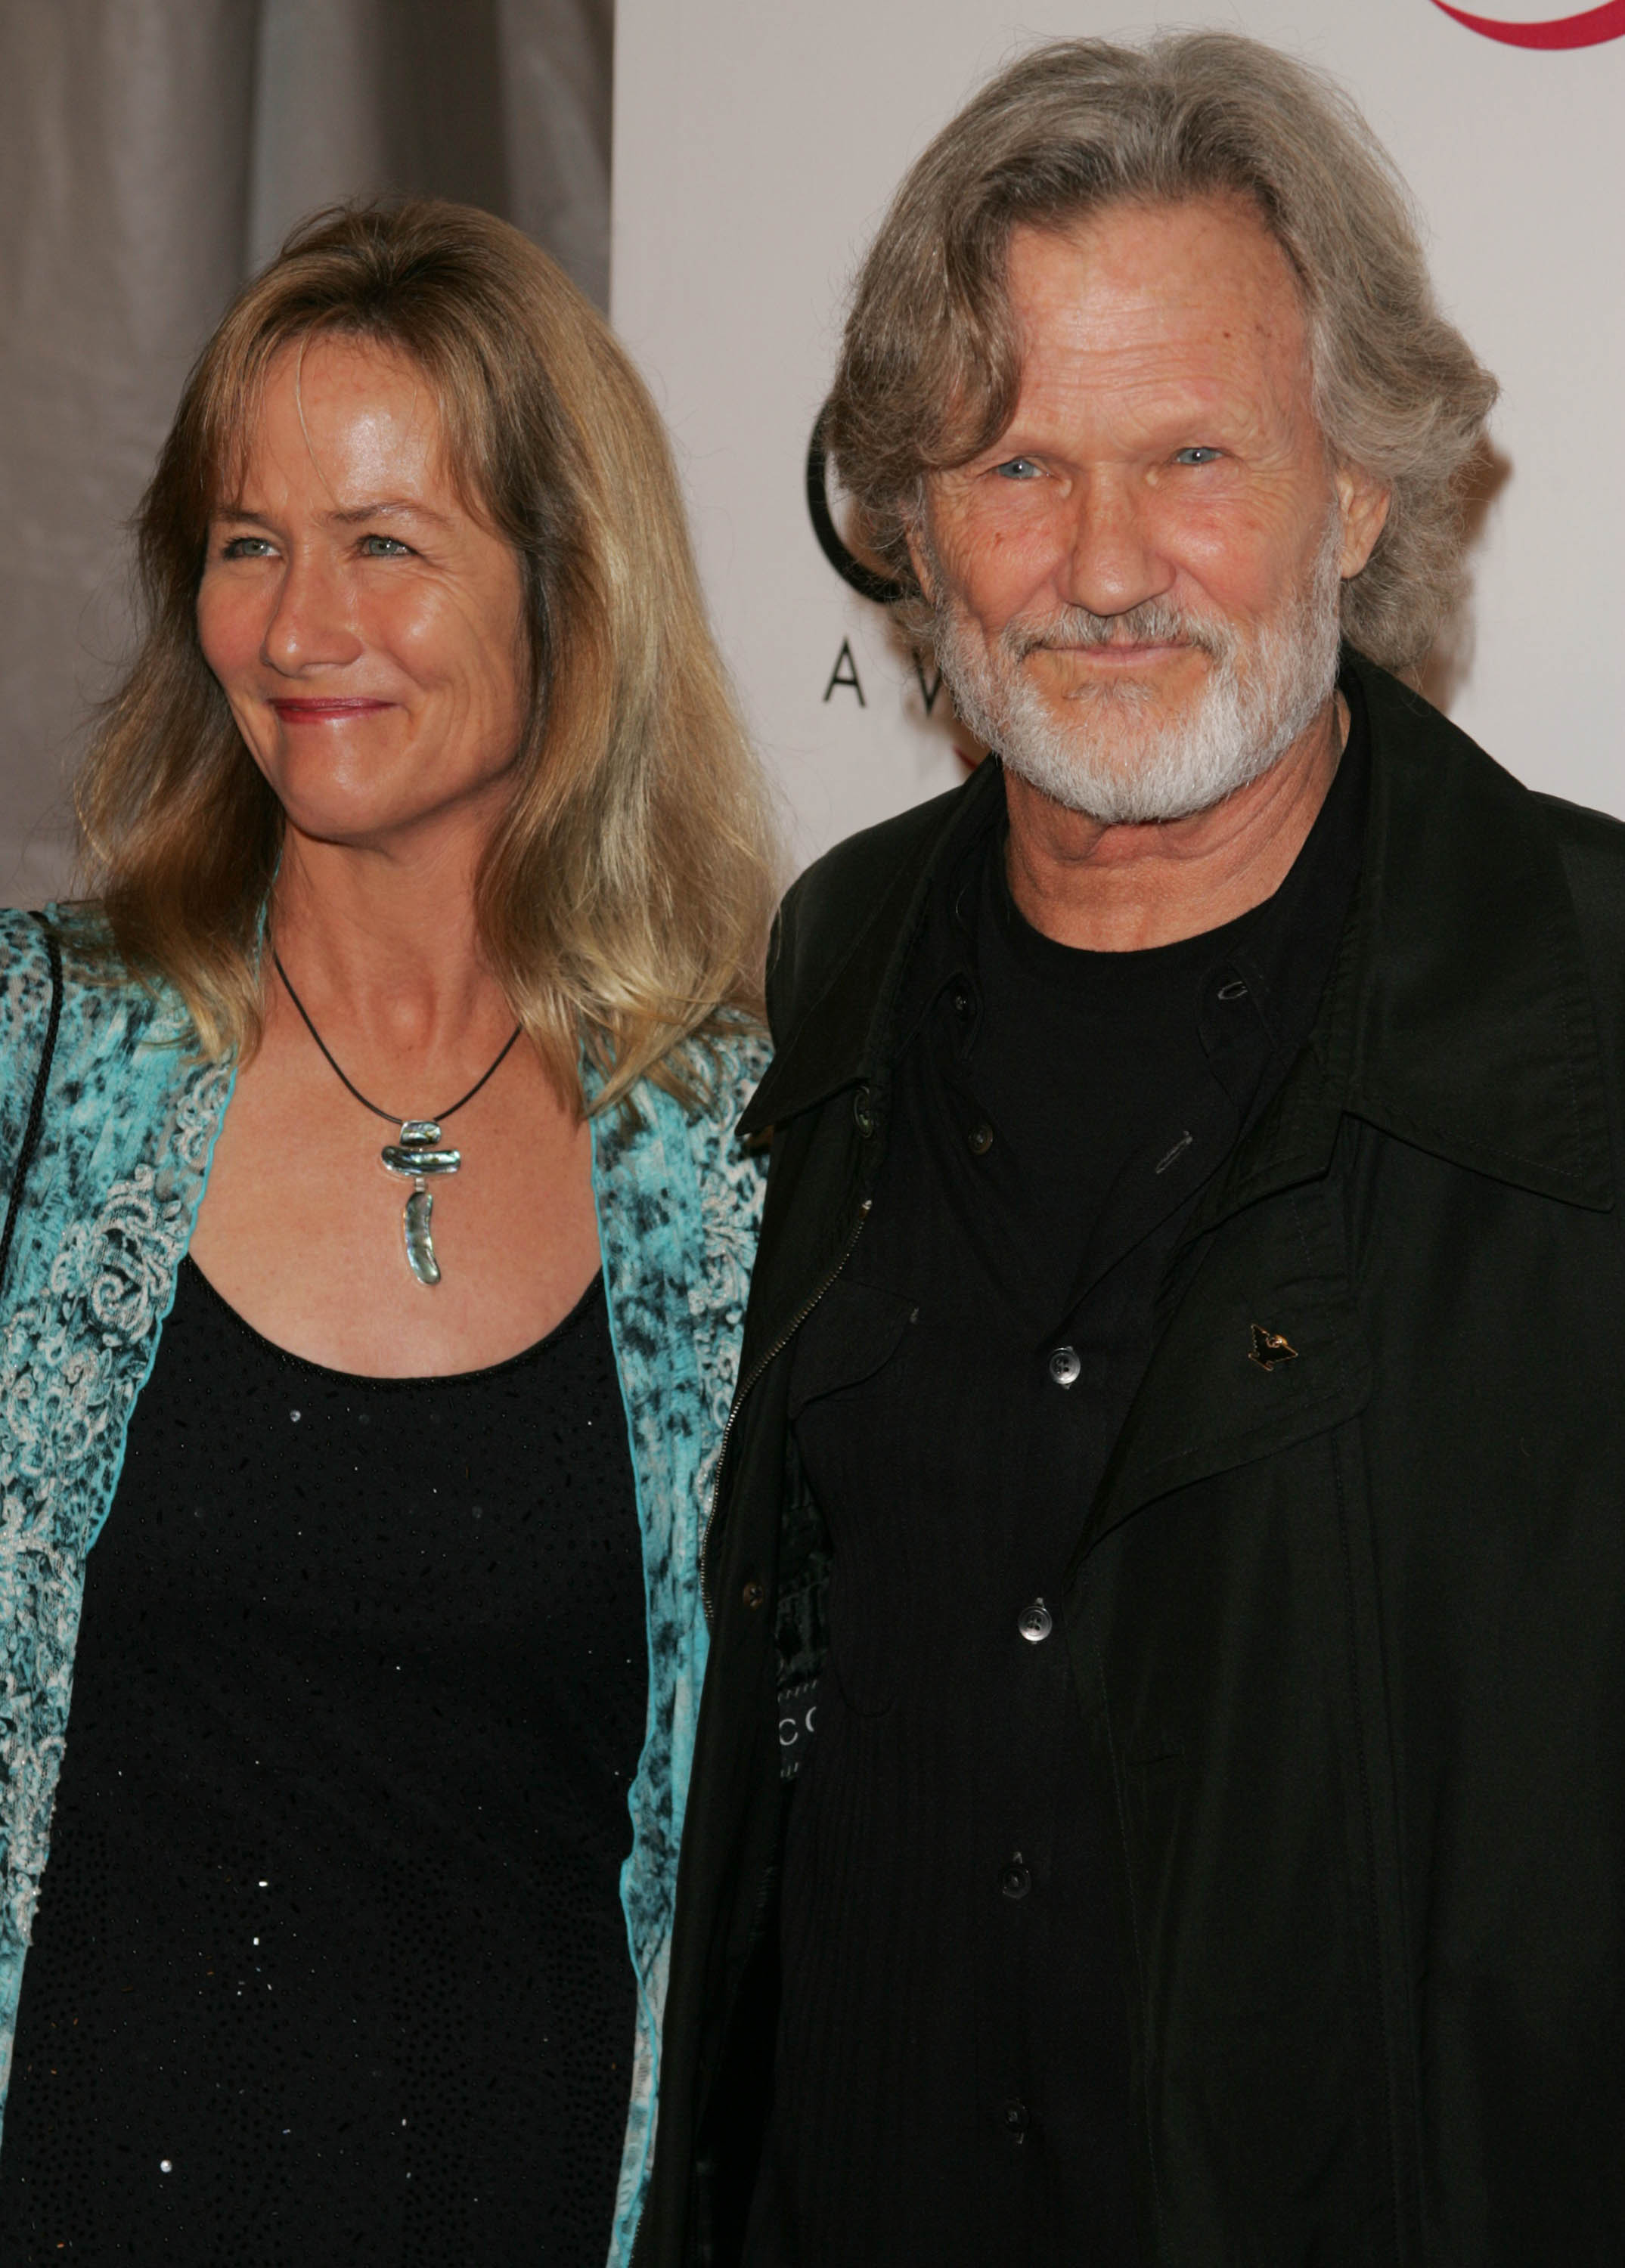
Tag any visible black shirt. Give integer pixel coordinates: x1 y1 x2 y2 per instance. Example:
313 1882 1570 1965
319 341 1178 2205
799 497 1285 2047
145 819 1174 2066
0 1262 646 2265
748 684 1370 2266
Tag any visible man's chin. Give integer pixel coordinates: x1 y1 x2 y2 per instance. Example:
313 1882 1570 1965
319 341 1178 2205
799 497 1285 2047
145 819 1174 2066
1022 698 1188 779
1000 728 1158 820
997 699 1273 828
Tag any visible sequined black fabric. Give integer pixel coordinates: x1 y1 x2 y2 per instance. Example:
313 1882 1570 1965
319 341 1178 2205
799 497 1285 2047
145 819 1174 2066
0 1259 647 2264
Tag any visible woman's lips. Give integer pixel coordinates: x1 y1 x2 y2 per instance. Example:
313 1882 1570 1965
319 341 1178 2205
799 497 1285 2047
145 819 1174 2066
269 698 394 722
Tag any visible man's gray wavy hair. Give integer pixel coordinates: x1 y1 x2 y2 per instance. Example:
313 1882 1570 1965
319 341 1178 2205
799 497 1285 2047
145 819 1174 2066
826 32 1499 672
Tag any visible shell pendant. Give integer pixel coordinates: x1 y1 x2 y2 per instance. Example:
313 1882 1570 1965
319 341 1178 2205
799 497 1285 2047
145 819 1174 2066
380 1120 462 1289
402 1183 440 1286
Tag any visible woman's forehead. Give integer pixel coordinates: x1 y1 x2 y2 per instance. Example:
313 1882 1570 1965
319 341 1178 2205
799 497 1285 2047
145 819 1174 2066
209 333 474 516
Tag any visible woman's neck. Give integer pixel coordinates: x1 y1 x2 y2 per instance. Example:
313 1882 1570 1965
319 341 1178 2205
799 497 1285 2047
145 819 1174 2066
268 825 515 1070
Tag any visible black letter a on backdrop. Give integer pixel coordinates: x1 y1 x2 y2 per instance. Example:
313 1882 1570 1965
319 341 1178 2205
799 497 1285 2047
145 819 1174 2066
823 638 865 705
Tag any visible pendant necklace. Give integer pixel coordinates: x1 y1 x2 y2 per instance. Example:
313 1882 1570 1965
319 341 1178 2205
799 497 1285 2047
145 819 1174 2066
272 949 523 1290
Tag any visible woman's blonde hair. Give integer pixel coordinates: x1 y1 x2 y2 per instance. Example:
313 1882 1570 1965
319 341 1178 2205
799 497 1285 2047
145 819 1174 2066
829 32 1499 671
75 199 778 1114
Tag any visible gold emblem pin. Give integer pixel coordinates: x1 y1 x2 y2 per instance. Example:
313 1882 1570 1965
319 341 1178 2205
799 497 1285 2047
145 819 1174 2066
1249 1324 1298 1371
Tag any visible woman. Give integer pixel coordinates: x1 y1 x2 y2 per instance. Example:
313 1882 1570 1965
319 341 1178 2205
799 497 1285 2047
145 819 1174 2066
0 201 775 2262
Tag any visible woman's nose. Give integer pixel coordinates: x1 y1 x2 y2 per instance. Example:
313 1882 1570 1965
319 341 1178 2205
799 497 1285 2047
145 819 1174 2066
260 553 364 674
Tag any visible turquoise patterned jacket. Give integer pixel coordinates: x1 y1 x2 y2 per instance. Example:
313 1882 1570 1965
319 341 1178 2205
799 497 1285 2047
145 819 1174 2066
0 909 767 2265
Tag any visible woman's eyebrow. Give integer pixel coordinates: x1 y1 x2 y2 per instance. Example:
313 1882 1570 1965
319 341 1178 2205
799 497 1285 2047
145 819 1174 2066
326 500 454 527
208 499 455 526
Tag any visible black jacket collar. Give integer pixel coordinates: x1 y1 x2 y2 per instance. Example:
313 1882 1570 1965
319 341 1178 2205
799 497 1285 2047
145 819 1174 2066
1338 665 1610 1206
741 756 1002 1134
744 656 1614 1214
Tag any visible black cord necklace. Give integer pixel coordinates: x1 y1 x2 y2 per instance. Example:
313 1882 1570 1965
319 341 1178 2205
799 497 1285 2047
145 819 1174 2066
273 947 524 1290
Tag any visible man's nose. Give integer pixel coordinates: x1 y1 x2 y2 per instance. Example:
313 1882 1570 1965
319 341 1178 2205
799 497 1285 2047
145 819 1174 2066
260 553 364 674
1055 470 1171 619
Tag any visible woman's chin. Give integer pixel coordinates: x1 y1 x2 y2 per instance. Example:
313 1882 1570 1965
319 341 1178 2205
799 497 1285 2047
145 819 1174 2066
275 793 426 854
275 784 504 861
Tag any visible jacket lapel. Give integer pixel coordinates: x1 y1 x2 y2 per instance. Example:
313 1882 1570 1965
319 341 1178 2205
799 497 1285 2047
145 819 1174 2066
740 759 1005 1140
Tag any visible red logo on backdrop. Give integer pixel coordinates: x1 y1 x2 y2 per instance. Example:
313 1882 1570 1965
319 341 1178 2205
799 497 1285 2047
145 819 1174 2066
1430 0 1625 45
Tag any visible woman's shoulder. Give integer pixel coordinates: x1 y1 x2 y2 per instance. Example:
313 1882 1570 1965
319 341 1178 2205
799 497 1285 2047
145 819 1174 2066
597 1023 768 1145
593 1024 770 1234
0 906 56 989
0 906 204 1151
683 1021 771 1138
0 904 185 1049
0 903 144 995
656 1026 771 1212
0 906 70 1074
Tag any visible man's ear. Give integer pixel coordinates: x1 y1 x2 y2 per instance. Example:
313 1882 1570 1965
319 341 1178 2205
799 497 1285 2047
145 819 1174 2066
903 494 938 603
1335 463 1391 581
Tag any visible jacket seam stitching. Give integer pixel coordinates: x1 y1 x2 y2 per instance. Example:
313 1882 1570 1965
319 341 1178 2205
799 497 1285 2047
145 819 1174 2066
1554 968 1583 1159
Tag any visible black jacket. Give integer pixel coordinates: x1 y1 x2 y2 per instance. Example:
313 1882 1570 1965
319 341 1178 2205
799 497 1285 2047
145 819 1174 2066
643 657 1625 2266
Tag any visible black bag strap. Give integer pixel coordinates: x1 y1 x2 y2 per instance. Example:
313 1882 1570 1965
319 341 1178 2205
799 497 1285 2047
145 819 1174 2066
0 912 64 1303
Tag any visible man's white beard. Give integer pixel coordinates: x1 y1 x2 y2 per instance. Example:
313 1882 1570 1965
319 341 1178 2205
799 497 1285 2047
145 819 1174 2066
929 514 1345 826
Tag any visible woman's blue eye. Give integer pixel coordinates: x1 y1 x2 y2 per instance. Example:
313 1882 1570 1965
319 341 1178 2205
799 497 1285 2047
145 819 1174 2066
994 457 1042 480
360 534 412 558
221 535 274 559
1175 447 1223 466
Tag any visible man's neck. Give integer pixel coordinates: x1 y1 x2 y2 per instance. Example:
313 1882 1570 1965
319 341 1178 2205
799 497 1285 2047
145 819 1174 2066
1003 692 1347 953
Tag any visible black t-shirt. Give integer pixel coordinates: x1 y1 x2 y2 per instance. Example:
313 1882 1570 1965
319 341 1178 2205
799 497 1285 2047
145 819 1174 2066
0 1262 647 2266
749 686 1370 2267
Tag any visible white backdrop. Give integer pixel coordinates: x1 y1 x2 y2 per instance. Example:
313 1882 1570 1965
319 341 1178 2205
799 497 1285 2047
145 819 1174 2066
612 1 1625 872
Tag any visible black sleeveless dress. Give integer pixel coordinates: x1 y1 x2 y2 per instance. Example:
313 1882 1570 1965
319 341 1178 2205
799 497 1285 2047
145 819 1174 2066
0 1258 647 2264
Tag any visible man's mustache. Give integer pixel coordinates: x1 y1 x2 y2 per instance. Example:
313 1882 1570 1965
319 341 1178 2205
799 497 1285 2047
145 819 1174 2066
1003 600 1236 664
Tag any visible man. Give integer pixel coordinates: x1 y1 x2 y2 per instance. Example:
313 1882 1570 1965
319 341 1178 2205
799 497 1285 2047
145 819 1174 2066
643 33 1625 2267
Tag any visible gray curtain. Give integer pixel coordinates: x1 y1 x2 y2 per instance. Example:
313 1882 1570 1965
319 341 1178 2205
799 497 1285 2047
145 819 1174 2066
0 0 612 905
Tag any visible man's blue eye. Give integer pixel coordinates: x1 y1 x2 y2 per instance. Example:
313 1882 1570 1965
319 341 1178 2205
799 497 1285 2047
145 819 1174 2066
1176 447 1222 466
994 457 1041 480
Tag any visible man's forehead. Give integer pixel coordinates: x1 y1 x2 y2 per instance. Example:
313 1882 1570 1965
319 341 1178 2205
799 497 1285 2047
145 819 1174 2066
1006 195 1301 325
998 200 1313 410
